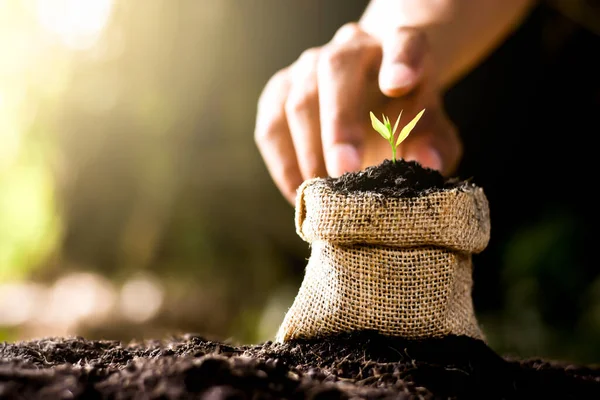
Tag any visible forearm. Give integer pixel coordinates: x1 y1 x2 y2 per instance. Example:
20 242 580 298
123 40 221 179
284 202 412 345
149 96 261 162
359 0 539 88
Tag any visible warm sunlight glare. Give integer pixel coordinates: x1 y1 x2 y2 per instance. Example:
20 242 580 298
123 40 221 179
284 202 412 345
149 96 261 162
0 1 63 281
36 0 114 49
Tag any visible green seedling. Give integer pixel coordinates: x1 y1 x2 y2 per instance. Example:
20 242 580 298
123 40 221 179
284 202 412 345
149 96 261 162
370 109 425 163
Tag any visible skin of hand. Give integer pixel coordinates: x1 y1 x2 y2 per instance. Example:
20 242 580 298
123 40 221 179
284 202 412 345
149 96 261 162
255 0 537 205
255 24 459 205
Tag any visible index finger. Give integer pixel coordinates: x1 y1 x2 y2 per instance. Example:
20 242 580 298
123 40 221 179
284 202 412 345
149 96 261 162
317 24 381 177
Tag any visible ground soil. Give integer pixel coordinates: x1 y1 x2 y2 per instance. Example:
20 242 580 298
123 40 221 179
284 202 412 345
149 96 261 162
2 331 599 399
325 159 470 198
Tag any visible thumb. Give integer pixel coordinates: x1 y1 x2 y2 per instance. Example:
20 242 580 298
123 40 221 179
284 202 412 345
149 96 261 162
379 28 428 97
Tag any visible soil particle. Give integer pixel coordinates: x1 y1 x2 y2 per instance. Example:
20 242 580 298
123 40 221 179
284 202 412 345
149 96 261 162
325 159 472 198
2 331 599 399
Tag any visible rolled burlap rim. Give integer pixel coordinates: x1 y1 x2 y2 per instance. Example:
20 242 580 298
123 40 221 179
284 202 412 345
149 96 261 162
295 178 490 253
275 177 491 343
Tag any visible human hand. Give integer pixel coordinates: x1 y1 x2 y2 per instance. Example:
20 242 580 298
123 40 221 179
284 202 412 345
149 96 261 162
255 23 462 205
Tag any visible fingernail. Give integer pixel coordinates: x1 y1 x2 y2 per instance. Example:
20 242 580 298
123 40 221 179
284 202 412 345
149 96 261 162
405 147 442 172
380 63 417 92
327 144 361 177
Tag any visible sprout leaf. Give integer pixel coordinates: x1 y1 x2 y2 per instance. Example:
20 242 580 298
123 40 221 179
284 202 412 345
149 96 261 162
392 110 402 136
370 112 390 140
396 109 425 147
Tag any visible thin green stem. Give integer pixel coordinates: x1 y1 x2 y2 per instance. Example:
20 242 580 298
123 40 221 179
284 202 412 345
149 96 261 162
391 139 396 163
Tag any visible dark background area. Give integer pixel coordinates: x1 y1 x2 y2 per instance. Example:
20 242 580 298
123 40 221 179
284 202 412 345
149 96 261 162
1 0 599 365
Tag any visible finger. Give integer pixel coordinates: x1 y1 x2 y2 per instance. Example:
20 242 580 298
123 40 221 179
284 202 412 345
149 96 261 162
285 48 327 181
255 68 303 204
318 23 380 177
379 28 428 97
398 106 462 176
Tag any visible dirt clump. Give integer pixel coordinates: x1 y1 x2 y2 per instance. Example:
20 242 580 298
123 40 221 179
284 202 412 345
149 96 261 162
324 159 469 198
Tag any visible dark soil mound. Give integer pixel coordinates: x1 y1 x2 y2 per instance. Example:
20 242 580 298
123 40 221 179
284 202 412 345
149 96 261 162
2 331 599 399
325 159 470 198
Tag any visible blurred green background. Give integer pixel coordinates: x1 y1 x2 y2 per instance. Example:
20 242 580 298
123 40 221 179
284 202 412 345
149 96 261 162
1 0 599 365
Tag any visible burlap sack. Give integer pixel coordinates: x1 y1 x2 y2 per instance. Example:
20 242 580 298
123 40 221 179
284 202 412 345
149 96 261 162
276 177 491 343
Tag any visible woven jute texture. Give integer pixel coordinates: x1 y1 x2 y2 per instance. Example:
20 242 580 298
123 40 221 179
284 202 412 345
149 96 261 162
276 178 490 342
